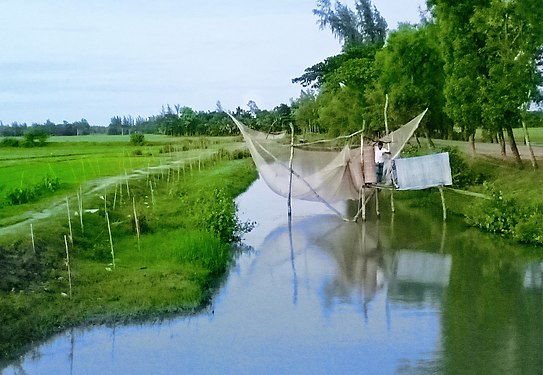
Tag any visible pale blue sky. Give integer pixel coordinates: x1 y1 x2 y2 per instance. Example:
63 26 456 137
0 0 425 126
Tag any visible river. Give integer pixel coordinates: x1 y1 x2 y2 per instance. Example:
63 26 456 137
2 178 542 374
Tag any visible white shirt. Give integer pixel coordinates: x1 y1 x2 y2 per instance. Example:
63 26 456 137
374 145 389 164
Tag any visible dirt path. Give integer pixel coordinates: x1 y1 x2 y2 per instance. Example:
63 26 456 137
434 139 543 160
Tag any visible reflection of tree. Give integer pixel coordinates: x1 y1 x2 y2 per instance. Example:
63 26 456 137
442 235 543 374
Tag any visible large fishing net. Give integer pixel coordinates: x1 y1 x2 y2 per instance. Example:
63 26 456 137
229 110 429 204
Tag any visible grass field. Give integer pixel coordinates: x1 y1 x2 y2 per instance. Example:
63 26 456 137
0 134 244 227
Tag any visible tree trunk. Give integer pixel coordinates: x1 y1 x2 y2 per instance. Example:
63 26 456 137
505 124 522 166
498 130 506 158
424 126 435 148
469 133 476 156
522 120 538 169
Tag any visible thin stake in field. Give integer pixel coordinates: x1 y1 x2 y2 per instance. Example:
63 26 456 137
106 212 116 269
113 183 118 210
133 197 141 251
66 197 73 246
77 187 84 234
148 180 155 207
30 223 36 254
64 235 73 299
125 170 131 198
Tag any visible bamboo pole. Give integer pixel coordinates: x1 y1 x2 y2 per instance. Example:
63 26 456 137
439 185 447 221
384 93 389 135
384 93 395 214
375 188 380 216
362 187 366 221
64 235 72 299
287 123 295 218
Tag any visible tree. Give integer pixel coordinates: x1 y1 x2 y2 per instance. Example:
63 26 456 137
430 0 490 155
292 90 320 134
367 24 449 141
313 0 387 48
472 0 543 164
23 127 49 147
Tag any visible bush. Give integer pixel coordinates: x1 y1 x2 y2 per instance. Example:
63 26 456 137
466 183 543 245
197 188 237 243
130 133 145 146
0 138 21 147
466 183 518 235
23 128 49 147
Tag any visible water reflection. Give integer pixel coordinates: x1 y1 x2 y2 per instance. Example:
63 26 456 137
524 262 543 290
2 178 543 375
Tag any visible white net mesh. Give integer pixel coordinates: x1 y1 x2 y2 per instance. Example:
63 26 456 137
229 110 427 204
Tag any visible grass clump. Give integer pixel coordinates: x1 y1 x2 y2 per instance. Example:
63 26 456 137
4 174 61 206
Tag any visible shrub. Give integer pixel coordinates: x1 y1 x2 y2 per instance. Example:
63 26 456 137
130 133 145 146
0 138 20 147
465 183 518 235
513 212 543 245
197 188 237 243
23 128 49 147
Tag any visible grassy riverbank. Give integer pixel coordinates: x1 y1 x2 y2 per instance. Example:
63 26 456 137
395 142 543 248
0 151 257 361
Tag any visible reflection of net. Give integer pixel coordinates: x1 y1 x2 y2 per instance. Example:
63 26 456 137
230 110 427 203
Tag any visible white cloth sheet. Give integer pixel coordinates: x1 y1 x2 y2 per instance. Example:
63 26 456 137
393 152 452 190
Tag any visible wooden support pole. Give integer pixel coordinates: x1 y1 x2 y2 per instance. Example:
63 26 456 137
288 123 295 218
439 185 447 221
390 190 395 213
362 187 367 221
375 188 380 216
384 93 389 135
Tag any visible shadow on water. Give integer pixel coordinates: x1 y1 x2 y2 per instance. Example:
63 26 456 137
2 178 543 374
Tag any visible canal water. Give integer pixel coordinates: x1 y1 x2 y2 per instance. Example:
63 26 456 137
2 178 542 374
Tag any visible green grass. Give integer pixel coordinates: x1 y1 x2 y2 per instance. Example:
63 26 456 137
0 135 246 226
472 126 543 146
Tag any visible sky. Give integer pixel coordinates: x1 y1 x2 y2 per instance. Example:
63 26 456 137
0 0 426 126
